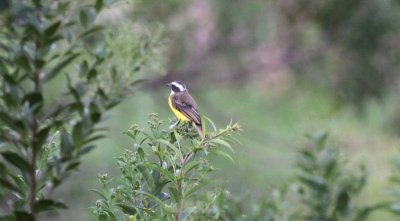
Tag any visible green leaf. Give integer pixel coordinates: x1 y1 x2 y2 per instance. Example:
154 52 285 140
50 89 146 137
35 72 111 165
0 178 23 194
44 21 61 37
205 116 217 132
297 175 327 190
78 26 103 39
87 68 98 80
60 131 74 157
355 202 390 221
35 127 50 150
72 122 83 146
33 199 67 213
182 160 203 175
0 111 24 132
68 86 83 102
15 55 32 71
83 134 106 145
14 211 34 221
0 214 17 221
143 162 176 184
210 149 234 163
137 147 145 159
78 145 96 156
34 59 45 69
79 8 96 28
2 73 16 85
57 2 70 13
32 0 41 7
314 131 329 151
136 165 154 187
65 161 80 171
212 138 234 152
181 206 196 221
0 162 6 174
1 151 31 172
90 106 101 123
9 174 28 195
157 139 183 161
0 42 10 54
98 214 108 221
95 0 104 12
44 35 63 46
116 204 137 215
184 182 203 198
79 9 88 28
153 180 169 196
133 190 171 212
336 190 350 214
95 45 107 60
91 189 107 201
45 53 80 81
23 92 43 112
200 115 207 136
25 20 43 38
168 187 180 204
13 198 26 210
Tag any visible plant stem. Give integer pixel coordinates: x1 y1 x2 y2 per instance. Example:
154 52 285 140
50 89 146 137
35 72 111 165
175 152 190 221
29 69 41 215
29 111 38 214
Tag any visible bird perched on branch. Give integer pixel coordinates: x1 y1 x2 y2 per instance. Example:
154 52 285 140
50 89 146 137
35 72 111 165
166 81 203 138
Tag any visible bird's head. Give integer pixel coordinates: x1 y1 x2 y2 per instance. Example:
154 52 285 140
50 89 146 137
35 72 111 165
166 81 187 93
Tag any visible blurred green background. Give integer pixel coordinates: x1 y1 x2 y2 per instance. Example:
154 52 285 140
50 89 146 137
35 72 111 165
15 0 398 220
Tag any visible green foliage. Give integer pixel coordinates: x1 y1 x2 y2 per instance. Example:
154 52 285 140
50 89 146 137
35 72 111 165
295 132 379 221
0 0 157 219
188 132 382 221
204 186 300 221
92 114 240 221
386 149 400 216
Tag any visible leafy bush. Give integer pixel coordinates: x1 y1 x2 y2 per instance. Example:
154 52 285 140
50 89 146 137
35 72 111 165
0 0 160 220
210 186 300 221
92 114 240 221
295 132 380 221
198 132 385 221
386 149 400 216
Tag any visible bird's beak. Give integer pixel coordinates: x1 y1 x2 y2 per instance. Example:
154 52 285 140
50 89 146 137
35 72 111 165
166 83 171 87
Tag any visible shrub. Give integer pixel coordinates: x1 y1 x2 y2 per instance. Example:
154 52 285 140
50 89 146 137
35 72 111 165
386 149 400 216
295 132 379 221
0 0 160 219
91 114 240 221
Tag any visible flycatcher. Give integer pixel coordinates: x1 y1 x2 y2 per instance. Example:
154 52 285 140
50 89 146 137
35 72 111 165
166 81 203 138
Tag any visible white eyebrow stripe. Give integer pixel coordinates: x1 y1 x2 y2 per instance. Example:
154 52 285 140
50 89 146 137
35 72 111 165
171 82 185 91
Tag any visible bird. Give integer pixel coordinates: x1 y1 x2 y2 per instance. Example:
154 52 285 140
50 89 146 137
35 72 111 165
166 81 203 138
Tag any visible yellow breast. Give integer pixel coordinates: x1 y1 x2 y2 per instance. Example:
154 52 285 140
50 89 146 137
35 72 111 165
168 95 190 122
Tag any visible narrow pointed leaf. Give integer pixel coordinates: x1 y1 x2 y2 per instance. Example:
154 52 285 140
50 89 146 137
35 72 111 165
14 211 34 221
143 162 176 183
1 151 31 172
33 199 67 213
45 53 80 81
157 139 183 161
210 149 234 163
212 138 234 152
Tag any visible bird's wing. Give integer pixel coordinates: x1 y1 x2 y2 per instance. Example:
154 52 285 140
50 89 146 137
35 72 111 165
173 93 201 125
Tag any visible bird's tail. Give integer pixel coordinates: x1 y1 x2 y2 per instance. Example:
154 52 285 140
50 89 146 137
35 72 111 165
194 122 203 139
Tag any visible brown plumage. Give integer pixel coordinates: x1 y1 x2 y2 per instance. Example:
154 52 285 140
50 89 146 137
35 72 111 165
171 92 203 137
167 81 203 138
